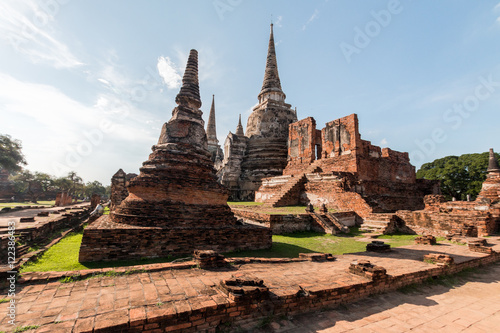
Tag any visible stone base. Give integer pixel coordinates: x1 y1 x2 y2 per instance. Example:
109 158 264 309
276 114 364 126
78 216 272 262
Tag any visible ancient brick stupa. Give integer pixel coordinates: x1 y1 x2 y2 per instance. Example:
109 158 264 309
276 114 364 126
79 50 271 262
477 148 500 202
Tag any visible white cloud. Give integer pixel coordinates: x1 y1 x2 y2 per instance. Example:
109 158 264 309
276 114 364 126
302 9 319 31
0 72 157 183
380 138 388 146
157 56 182 89
0 0 82 68
274 15 283 28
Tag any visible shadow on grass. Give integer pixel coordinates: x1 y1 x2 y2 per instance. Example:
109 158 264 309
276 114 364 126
225 242 316 258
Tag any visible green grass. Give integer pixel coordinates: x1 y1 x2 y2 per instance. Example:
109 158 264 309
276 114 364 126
14 326 40 333
0 200 55 208
20 231 180 272
226 231 401 258
20 227 419 272
377 233 420 247
0 298 9 304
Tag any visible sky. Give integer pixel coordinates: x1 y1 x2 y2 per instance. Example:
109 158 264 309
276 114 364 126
1 0 499 185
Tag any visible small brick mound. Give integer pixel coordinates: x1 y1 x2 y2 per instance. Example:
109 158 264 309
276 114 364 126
193 250 227 269
20 217 35 223
37 211 49 217
468 239 488 246
219 273 269 301
349 260 387 280
299 253 335 262
366 241 391 253
468 243 494 254
423 253 454 265
415 235 437 245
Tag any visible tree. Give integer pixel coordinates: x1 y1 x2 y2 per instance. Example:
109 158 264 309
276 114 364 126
10 171 53 203
417 151 500 200
84 181 107 198
0 134 27 173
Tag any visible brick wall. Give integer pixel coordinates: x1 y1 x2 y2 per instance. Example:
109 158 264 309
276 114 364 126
79 216 272 262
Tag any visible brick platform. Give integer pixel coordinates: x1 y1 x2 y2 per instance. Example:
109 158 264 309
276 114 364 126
2 237 500 332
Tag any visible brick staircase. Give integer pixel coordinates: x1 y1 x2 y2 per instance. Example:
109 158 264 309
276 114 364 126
265 161 323 207
325 213 350 233
309 212 339 235
360 213 397 235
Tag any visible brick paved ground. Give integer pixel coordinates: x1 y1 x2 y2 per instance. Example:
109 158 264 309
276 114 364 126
272 261 500 332
0 237 499 332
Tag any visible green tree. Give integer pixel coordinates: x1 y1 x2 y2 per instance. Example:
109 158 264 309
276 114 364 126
417 151 500 200
0 134 27 173
84 181 106 198
10 171 54 203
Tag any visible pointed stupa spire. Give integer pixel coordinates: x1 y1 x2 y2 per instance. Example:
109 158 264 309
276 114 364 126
175 49 202 109
487 148 500 173
206 94 218 144
258 24 285 102
236 114 244 136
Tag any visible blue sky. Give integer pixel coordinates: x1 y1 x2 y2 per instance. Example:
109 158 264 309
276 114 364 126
1 0 499 185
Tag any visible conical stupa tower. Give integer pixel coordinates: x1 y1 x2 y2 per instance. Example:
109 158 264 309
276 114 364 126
206 95 224 167
238 24 297 200
79 50 271 262
236 114 245 136
477 148 500 202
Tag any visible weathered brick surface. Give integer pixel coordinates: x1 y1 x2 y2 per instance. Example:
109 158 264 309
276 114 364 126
257 114 438 218
397 195 499 237
79 216 271 262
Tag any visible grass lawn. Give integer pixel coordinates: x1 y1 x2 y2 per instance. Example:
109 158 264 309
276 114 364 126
20 231 181 273
0 200 55 208
21 227 419 272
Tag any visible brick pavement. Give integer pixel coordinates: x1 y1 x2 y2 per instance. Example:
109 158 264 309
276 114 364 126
0 237 499 332
275 261 500 332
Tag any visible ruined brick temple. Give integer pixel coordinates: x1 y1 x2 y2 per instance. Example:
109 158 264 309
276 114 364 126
255 114 439 217
79 49 271 262
396 148 500 237
218 24 297 200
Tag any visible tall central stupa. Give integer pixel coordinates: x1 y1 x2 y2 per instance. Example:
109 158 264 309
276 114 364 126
79 50 271 262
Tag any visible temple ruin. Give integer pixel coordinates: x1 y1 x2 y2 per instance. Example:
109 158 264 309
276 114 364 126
255 114 439 216
79 49 271 262
218 24 297 200
396 149 500 237
109 168 137 210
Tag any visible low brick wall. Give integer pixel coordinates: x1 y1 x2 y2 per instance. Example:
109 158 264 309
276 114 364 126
85 250 500 333
79 216 272 262
232 209 312 234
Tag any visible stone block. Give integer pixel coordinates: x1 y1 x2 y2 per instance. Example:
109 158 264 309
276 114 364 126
366 241 391 253
348 260 387 280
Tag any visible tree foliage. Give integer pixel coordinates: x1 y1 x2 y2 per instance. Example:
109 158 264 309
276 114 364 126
0 134 27 173
416 151 500 200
